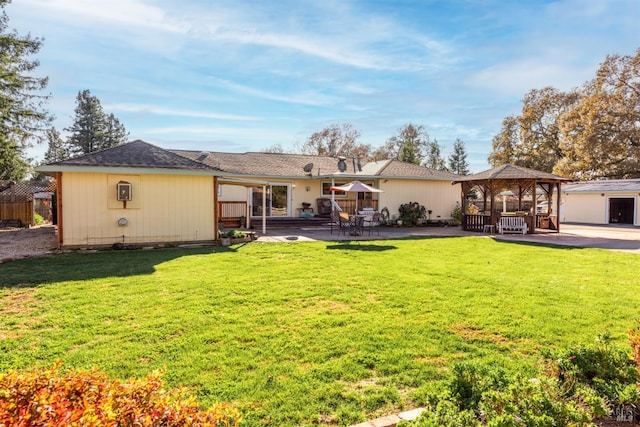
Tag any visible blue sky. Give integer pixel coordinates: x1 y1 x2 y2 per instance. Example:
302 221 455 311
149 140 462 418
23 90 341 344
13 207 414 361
9 0 639 172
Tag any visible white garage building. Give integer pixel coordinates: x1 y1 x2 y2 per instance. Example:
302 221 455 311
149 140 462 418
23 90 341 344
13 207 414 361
561 179 640 226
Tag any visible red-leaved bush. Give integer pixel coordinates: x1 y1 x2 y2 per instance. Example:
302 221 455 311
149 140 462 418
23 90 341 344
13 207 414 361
631 326 640 375
0 361 239 426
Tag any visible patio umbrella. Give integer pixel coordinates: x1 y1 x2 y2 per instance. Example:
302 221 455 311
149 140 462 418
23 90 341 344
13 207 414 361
330 180 382 213
499 190 514 213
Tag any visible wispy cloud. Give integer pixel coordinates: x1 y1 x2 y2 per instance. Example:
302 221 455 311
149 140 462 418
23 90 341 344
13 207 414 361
211 78 338 107
107 103 262 121
22 0 188 33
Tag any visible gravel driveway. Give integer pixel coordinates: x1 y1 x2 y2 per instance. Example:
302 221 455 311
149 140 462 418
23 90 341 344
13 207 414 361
0 225 58 262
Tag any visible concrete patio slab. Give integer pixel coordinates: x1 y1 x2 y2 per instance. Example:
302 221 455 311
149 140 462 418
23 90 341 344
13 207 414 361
253 223 640 253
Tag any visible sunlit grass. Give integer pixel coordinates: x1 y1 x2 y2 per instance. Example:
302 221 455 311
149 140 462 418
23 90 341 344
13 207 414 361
0 236 638 425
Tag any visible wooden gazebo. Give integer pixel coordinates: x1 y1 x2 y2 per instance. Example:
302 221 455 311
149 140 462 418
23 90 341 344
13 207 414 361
452 164 571 234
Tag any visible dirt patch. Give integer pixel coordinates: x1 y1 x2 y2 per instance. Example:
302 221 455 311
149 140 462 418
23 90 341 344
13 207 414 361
0 225 58 262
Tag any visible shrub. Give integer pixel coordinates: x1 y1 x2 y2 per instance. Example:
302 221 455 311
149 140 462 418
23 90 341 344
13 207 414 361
222 229 246 238
544 333 640 405
398 202 426 225
34 213 44 225
451 202 462 224
630 325 640 375
403 362 606 427
0 361 240 426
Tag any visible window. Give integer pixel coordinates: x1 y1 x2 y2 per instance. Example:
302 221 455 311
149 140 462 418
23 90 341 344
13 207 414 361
322 182 346 197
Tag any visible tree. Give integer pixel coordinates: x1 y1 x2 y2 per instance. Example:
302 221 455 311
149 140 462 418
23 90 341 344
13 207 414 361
300 123 370 159
489 49 640 179
424 139 447 170
43 127 67 163
517 87 579 172
555 49 640 179
447 138 470 175
376 123 430 164
488 116 519 167
487 87 579 172
103 113 128 151
65 89 128 155
262 143 285 153
0 0 50 180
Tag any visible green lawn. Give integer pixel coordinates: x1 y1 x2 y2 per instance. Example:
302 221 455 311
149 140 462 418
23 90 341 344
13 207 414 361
0 236 638 425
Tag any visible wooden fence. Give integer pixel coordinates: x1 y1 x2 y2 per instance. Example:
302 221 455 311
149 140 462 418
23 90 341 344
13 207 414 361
0 201 32 226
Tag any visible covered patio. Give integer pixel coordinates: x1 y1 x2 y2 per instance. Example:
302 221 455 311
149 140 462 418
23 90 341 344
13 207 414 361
452 164 571 234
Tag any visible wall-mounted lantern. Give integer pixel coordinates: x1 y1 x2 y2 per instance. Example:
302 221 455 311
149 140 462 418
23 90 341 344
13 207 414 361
117 181 132 201
117 181 132 208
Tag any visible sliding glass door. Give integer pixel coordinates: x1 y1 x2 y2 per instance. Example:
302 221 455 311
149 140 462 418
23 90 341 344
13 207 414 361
252 184 290 217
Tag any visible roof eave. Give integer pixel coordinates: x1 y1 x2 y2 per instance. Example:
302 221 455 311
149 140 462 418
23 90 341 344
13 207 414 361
35 164 221 176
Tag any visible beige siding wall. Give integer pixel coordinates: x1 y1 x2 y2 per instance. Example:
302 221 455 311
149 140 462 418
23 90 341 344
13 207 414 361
61 172 215 246
220 178 459 218
562 192 639 225
379 179 459 220
220 179 323 215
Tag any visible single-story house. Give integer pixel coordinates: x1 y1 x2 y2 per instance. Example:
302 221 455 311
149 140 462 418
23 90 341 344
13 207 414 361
561 179 640 226
36 140 461 247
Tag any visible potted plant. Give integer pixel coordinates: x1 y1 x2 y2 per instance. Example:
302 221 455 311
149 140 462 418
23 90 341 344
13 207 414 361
398 201 427 226
220 229 248 246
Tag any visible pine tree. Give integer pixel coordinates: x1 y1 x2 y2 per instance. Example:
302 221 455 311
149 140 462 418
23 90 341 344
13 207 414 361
103 113 128 151
0 0 51 180
65 90 128 155
447 138 470 175
424 140 447 170
43 127 67 163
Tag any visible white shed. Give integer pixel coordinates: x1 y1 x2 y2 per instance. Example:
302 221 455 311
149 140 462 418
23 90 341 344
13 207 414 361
561 179 640 226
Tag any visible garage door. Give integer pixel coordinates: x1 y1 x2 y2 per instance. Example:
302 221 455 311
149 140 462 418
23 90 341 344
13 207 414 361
609 198 635 224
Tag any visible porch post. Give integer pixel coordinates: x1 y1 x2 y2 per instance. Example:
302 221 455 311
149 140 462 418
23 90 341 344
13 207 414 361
556 182 561 233
262 185 267 234
56 172 63 247
213 176 219 239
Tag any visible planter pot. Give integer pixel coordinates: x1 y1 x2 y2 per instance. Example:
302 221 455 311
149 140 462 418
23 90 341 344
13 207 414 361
230 237 250 244
220 237 231 246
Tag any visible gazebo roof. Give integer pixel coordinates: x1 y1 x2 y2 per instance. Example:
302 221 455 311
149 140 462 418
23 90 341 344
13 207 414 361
452 164 571 184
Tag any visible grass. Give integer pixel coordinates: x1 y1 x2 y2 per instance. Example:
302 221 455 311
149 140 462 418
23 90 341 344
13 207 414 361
0 236 638 425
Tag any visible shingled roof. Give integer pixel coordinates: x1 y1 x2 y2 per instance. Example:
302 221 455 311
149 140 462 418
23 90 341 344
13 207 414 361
171 150 348 177
377 160 459 180
44 140 213 171
452 164 570 183
39 140 461 180
563 179 640 193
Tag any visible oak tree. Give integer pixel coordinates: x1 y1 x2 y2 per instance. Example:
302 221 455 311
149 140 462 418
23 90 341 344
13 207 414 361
300 123 371 159
555 49 640 179
488 87 579 172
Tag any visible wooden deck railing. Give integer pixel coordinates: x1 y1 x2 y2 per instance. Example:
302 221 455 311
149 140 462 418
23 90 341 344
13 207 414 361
218 199 379 220
462 214 491 232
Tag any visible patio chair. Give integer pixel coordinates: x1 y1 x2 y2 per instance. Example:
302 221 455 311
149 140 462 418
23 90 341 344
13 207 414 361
338 212 351 235
349 214 365 236
363 211 381 235
329 209 340 234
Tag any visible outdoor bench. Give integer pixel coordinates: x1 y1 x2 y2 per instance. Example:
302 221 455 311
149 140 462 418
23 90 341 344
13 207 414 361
498 216 528 235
